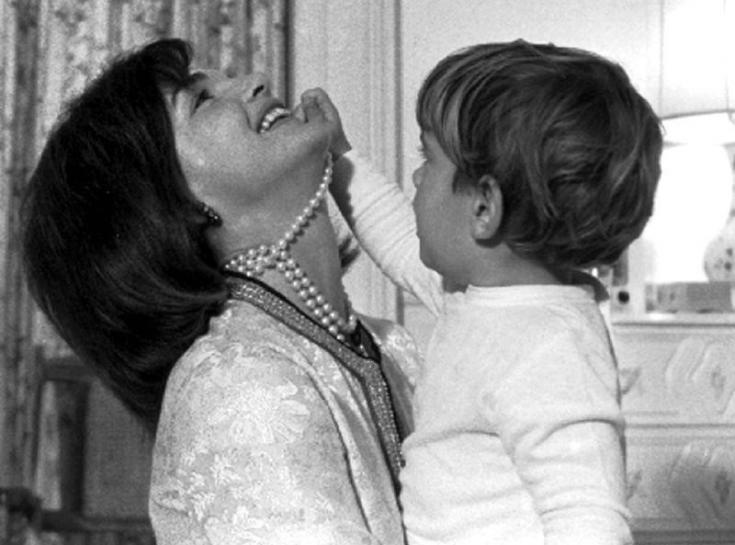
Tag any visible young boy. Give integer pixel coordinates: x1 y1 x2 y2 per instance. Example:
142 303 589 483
318 39 662 544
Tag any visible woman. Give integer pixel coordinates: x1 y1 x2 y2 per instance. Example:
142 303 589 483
22 38 417 544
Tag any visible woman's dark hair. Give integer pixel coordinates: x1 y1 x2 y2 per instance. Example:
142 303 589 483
22 39 228 433
417 40 663 269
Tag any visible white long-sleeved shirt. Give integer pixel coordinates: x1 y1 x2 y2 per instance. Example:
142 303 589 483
334 150 633 545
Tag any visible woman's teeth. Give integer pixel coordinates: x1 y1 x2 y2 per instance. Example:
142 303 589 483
259 107 291 133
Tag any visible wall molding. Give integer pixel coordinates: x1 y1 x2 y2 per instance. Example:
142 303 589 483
290 0 400 321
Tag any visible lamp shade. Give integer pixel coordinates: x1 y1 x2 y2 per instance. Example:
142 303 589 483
660 0 735 143
640 143 733 283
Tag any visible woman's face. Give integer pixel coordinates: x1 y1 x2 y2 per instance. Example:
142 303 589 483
169 70 331 210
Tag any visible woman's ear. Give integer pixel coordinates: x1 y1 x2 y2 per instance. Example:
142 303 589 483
470 175 503 241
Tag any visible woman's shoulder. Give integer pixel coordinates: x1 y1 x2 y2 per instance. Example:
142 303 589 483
162 300 314 415
178 298 302 366
154 300 340 461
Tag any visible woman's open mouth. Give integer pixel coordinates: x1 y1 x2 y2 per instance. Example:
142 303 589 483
258 106 291 133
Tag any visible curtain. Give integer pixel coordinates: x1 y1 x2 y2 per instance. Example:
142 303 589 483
0 0 288 493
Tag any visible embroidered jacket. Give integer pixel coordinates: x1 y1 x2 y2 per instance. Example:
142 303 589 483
149 280 419 545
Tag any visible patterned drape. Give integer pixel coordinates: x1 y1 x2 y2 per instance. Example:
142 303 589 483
0 0 287 490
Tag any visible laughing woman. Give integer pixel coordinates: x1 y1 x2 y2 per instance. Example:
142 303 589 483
22 39 416 544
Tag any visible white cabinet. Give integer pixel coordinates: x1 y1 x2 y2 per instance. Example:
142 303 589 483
613 319 735 544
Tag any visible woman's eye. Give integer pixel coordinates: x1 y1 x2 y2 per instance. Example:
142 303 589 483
193 90 213 110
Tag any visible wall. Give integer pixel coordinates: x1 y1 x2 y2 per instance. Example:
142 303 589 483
290 0 400 321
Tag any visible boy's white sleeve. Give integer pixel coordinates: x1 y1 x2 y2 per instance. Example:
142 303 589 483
487 330 634 545
333 150 443 316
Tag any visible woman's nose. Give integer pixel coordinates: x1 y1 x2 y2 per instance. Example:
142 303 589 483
219 72 270 100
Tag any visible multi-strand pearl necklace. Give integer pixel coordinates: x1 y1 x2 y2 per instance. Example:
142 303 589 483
222 155 358 343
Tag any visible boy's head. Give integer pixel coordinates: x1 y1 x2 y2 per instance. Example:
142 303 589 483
415 40 662 272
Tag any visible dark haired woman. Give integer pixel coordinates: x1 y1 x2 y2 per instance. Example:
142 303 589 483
22 39 416 544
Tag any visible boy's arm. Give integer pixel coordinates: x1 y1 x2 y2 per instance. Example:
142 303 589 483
331 151 443 316
488 331 634 545
298 87 442 315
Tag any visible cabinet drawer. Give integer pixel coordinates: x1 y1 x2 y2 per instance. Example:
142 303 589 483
626 428 735 532
613 324 735 425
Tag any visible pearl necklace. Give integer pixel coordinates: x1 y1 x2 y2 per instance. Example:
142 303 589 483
221 155 358 343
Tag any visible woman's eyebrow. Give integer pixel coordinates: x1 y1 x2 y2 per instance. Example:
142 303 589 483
171 71 208 106
188 71 208 83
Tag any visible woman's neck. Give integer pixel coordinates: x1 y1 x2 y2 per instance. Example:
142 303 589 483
210 154 355 333
266 217 350 318
218 213 353 331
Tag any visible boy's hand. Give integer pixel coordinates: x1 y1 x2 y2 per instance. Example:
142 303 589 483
297 88 352 159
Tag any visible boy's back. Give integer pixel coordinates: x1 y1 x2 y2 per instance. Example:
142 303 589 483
400 283 628 544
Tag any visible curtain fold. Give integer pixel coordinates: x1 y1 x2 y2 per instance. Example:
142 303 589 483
0 0 288 493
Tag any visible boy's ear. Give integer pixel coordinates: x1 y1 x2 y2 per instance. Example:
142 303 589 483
470 174 503 241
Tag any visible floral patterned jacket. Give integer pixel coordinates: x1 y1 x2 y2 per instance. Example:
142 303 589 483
149 280 420 545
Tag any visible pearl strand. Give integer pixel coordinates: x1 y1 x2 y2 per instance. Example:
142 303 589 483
222 155 358 342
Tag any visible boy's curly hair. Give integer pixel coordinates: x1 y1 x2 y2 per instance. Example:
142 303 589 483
417 40 663 269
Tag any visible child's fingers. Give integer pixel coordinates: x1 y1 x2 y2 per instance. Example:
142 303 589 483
301 88 340 122
292 102 305 122
298 87 352 158
300 93 326 123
